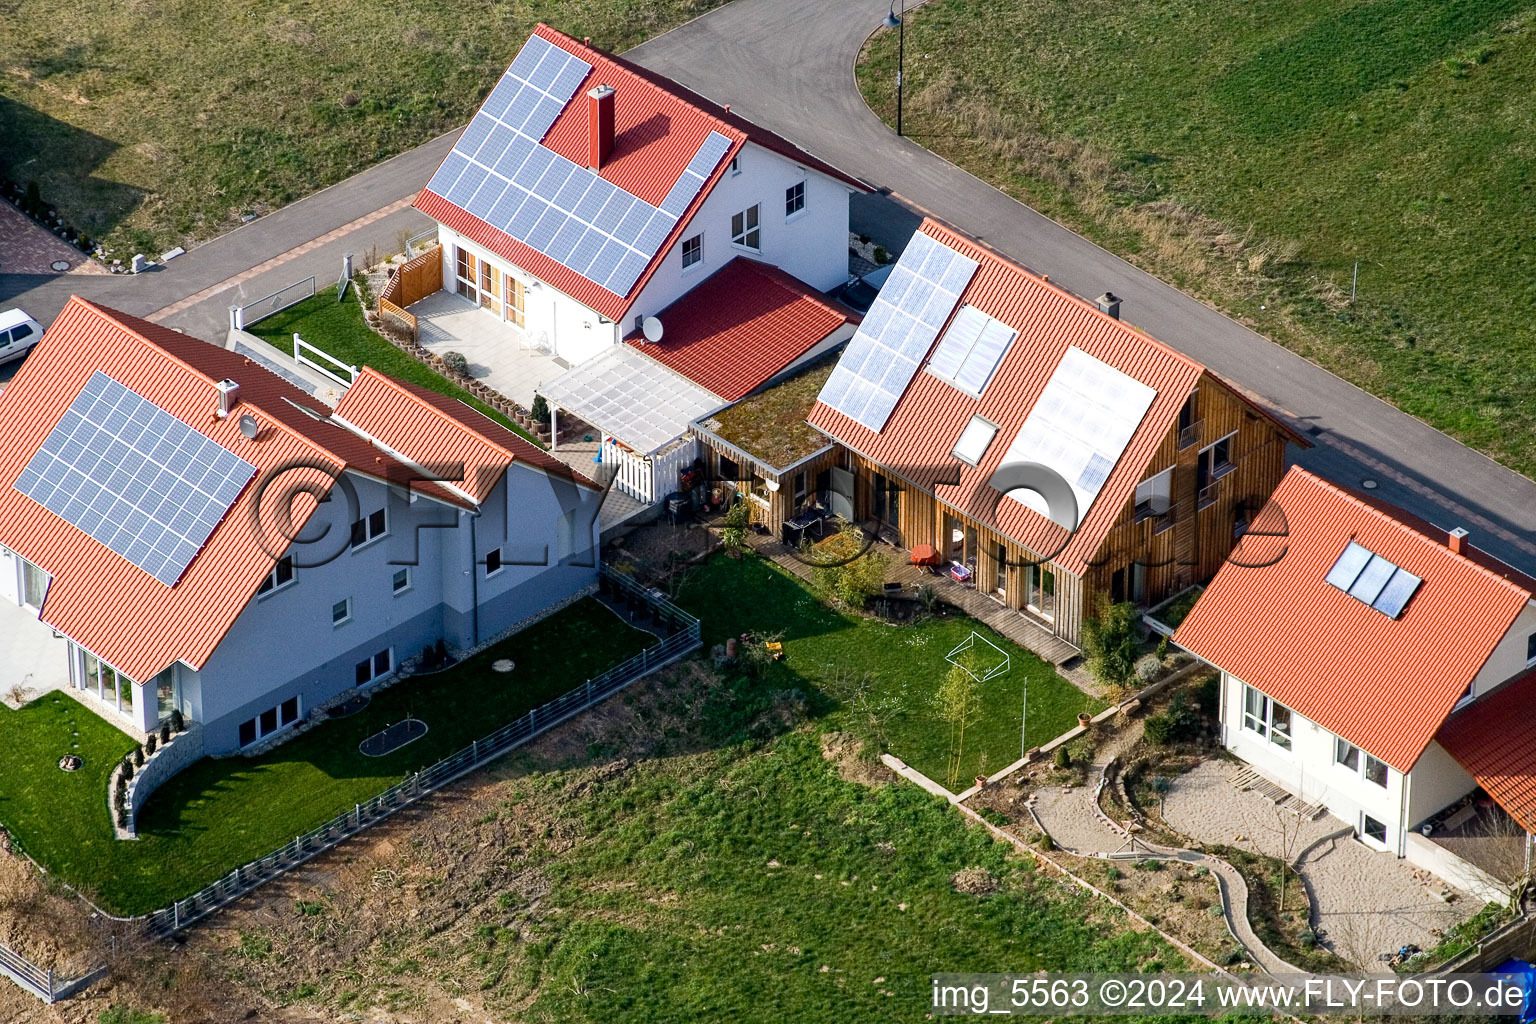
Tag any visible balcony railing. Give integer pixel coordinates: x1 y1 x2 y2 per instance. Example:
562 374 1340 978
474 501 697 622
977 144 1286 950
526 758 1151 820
1178 419 1203 449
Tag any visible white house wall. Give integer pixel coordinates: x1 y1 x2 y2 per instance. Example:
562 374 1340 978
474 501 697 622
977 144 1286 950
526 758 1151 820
184 464 601 756
1220 670 1410 854
1405 740 1478 827
1466 600 1536 702
629 142 855 321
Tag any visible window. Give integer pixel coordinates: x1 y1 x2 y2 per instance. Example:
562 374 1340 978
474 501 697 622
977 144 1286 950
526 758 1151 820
1455 680 1474 708
351 508 387 548
239 697 301 747
951 415 999 467
728 156 741 175
1242 685 1292 750
1364 754 1389 788
1335 738 1360 772
872 473 900 526
793 471 807 506
256 555 295 596
718 453 740 483
332 598 351 626
1362 814 1388 845
486 547 503 575
1177 391 1200 447
1134 468 1173 523
681 233 703 270
392 568 411 595
10 323 32 343
154 667 177 722
356 648 393 686
1527 632 1536 666
731 204 760 250
1196 434 1235 508
785 181 806 218
77 649 135 717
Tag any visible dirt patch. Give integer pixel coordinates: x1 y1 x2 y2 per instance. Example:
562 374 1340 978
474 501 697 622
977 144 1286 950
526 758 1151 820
605 522 715 588
950 866 999 896
820 731 891 788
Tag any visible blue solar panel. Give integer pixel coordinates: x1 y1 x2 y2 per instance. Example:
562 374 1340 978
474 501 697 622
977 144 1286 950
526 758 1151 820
593 192 635 235
445 163 488 208
554 171 591 211
426 151 469 197
479 76 520 122
635 212 673 254
457 117 494 160
508 196 546 238
525 207 565 250
14 372 256 589
547 218 587 263
566 230 607 275
509 35 554 80
816 230 979 432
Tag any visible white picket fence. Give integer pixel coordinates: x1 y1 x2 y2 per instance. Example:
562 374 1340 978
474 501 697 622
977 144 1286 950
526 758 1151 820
602 437 697 504
293 333 358 388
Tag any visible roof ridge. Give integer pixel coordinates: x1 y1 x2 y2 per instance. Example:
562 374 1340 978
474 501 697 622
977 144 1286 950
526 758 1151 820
918 218 1207 378
1291 467 1534 600
348 367 521 463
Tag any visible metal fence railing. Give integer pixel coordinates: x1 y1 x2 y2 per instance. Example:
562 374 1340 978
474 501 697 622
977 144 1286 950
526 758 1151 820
293 332 358 388
136 570 699 939
230 276 316 331
403 226 439 257
0 940 102 1004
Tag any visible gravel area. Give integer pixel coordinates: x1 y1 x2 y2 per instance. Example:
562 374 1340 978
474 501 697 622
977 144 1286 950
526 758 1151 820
1164 759 1481 968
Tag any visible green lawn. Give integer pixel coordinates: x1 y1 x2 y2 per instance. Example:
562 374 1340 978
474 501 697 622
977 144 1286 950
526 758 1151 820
672 555 1102 784
0 598 654 915
247 292 540 445
0 0 725 257
858 0 1536 477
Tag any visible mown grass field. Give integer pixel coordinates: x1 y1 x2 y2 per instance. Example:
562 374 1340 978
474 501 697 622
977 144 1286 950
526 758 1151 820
858 0 1536 476
0 599 652 915
0 0 723 257
672 554 1101 784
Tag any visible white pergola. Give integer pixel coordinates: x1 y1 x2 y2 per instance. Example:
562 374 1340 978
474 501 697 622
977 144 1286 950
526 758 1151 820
538 345 723 456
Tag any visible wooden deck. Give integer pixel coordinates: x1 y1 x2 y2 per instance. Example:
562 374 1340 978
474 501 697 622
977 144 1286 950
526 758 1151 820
744 531 1082 666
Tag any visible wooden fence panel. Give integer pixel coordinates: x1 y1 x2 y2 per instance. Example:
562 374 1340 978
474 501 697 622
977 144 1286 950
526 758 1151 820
379 245 442 310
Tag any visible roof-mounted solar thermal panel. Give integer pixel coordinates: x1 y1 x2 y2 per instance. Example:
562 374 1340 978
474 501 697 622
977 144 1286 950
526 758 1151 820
13 372 256 588
928 304 1017 396
1324 540 1422 618
816 231 980 432
990 346 1156 529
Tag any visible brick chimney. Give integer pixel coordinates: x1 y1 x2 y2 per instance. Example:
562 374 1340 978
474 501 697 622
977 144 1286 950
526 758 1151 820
587 85 615 170
1449 526 1469 555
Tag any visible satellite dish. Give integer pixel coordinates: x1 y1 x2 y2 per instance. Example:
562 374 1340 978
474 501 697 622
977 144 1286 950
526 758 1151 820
239 414 259 440
642 316 664 343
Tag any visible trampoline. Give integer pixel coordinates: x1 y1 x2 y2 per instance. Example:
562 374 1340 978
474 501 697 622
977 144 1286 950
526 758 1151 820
359 718 429 757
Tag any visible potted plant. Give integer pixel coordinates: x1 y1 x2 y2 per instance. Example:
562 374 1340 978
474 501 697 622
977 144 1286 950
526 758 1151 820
1078 712 1093 728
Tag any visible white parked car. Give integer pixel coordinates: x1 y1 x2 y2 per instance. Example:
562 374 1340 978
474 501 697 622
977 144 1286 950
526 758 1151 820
0 309 44 366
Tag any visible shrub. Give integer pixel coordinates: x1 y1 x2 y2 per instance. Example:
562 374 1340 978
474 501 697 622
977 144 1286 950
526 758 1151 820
1194 674 1220 719
1052 746 1071 769
530 393 551 428
146 734 157 755
1225 946 1246 966
121 758 134 781
873 245 889 264
1298 928 1317 948
1082 595 1142 689
720 498 750 551
1144 691 1202 747
915 583 940 614
1106 866 1122 880
440 350 470 378
1037 834 1055 852
133 745 145 767
169 709 185 733
159 722 171 744
809 524 889 608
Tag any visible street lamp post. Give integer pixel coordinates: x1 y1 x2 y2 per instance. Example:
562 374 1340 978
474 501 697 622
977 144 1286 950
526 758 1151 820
884 2 905 137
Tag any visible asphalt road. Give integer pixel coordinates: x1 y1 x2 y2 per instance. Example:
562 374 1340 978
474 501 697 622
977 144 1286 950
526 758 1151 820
3 0 1534 577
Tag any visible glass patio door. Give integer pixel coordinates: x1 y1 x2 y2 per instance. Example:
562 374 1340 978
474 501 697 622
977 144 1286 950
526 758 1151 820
506 274 525 327
1026 564 1056 621
480 261 501 317
20 558 47 611
455 248 478 303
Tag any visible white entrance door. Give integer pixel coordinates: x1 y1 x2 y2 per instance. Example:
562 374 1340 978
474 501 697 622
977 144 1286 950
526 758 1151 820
0 546 17 606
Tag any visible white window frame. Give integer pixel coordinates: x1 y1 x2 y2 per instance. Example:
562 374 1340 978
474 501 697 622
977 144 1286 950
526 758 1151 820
239 696 301 748
350 507 388 551
681 233 703 272
391 567 411 596
256 555 296 598
1241 684 1292 751
728 155 741 176
355 647 393 686
332 598 352 627
485 547 504 577
730 204 761 252
1360 812 1389 848
785 180 806 220
1133 467 1174 523
1334 737 1390 788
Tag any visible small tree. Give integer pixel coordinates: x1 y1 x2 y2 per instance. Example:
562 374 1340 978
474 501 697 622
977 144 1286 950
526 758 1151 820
1082 595 1142 690
120 758 134 782
1262 805 1305 913
935 662 984 791
530 394 552 428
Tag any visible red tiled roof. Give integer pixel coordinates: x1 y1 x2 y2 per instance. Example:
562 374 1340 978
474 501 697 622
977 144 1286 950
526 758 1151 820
624 258 851 402
335 369 598 500
416 26 864 323
807 218 1207 576
1173 467 1532 772
1438 668 1536 832
0 299 497 683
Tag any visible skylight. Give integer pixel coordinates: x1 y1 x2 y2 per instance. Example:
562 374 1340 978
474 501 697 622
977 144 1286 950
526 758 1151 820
952 415 999 467
988 347 1156 529
927 304 1016 396
1325 540 1422 619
